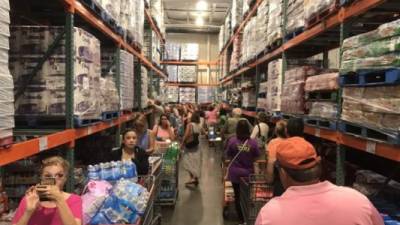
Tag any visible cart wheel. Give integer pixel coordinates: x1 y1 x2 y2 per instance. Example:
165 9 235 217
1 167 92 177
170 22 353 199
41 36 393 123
223 206 230 220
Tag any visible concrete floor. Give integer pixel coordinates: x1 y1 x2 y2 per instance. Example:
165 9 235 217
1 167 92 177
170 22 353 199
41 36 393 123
160 138 238 225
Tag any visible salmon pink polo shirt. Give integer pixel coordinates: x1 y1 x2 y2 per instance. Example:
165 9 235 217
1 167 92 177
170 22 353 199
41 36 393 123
255 181 384 225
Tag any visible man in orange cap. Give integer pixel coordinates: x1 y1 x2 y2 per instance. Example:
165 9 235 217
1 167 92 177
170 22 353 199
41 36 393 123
255 137 384 225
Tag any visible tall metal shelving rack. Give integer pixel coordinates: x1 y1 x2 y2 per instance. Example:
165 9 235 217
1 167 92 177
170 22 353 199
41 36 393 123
219 0 400 185
1 0 167 191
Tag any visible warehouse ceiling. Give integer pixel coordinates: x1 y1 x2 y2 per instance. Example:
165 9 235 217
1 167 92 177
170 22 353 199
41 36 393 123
163 0 231 33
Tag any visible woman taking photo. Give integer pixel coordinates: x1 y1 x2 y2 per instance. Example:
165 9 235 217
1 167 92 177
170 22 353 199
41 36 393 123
181 111 203 188
110 129 150 175
152 114 176 142
12 156 82 225
225 120 260 225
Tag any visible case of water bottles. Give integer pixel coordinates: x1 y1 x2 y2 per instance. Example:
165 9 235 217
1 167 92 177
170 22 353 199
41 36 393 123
88 160 138 183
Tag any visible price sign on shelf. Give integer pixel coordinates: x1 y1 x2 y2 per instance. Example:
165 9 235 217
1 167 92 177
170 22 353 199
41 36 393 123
39 137 48 152
366 141 376 154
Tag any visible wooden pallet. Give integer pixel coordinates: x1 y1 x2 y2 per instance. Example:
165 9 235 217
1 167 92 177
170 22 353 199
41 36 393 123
340 68 400 87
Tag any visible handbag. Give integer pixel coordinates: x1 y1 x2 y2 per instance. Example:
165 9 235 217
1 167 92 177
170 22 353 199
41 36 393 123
185 123 199 149
224 139 249 180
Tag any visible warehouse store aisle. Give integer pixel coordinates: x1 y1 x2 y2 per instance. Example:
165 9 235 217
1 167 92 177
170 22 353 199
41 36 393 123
161 138 237 225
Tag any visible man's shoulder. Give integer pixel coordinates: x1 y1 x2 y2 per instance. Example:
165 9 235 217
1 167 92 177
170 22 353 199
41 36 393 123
258 198 282 217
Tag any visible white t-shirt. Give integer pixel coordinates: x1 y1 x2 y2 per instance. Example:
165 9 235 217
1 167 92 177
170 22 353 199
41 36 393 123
251 122 269 139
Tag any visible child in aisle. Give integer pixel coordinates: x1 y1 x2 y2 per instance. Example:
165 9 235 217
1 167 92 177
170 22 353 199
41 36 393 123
12 156 82 225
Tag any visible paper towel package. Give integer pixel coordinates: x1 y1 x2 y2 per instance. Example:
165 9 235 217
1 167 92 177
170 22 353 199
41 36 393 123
267 59 283 112
165 42 180 60
10 26 101 120
178 66 196 83
181 43 199 61
167 65 178 82
197 87 216 104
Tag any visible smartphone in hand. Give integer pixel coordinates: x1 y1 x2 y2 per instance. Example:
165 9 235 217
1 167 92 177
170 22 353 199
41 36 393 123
37 177 56 202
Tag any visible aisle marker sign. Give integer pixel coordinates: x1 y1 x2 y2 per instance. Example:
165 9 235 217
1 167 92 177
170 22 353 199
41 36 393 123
39 137 48 152
366 141 376 154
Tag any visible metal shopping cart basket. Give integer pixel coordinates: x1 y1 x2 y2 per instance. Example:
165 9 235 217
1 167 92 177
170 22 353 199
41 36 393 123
222 160 235 219
239 174 273 225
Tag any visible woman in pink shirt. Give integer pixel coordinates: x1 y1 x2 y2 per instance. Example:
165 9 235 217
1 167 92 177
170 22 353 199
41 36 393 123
12 156 82 225
205 105 219 127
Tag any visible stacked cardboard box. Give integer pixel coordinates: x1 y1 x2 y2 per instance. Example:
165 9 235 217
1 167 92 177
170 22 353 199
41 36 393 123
178 66 196 83
0 0 13 142
267 0 283 47
181 43 199 61
164 42 180 60
231 0 243 30
10 26 101 120
166 86 179 103
179 87 196 103
167 65 178 82
102 49 134 111
287 0 304 35
281 66 320 114
197 87 216 104
256 0 269 54
141 66 149 107
230 34 242 72
304 0 336 23
267 59 283 112
341 19 400 73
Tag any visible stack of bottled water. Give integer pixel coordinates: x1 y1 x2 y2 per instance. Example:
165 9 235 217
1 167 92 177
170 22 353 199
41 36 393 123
87 160 137 182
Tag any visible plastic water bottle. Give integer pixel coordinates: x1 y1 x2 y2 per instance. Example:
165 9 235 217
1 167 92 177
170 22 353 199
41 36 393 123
123 160 137 179
88 165 99 180
111 161 121 180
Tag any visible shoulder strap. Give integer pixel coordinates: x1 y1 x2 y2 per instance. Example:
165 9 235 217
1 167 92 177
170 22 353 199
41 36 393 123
257 124 261 138
226 139 249 175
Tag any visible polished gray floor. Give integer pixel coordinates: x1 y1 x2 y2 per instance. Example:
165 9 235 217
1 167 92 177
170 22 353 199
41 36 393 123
160 138 238 225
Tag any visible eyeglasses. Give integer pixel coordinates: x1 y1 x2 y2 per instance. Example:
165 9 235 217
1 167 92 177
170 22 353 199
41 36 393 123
43 173 65 179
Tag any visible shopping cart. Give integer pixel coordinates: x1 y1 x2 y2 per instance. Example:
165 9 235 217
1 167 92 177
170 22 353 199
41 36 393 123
222 160 235 219
239 174 273 225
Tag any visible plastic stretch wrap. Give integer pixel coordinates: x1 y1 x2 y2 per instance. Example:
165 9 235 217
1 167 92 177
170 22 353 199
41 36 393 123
141 66 148 107
98 0 120 25
164 42 180 60
197 87 216 104
267 0 283 46
305 72 339 92
119 0 144 46
166 86 179 103
257 97 268 109
242 0 250 17
10 26 101 120
242 90 257 108
0 2 13 139
241 17 257 64
100 76 119 113
181 43 199 61
267 59 283 111
231 0 243 30
281 66 319 114
230 34 242 72
342 19 400 51
179 87 196 103
341 86 400 132
178 66 196 83
102 49 134 111
308 102 338 120
219 25 225 51
340 53 400 74
343 36 400 61
287 0 304 34
167 65 178 82
304 0 336 22
224 12 232 45
256 0 269 52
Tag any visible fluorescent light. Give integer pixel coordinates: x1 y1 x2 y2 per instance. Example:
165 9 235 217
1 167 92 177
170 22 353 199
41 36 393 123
195 17 204 26
196 1 208 11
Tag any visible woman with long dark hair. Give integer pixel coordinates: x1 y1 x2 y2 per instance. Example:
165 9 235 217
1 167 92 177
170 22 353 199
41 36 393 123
225 120 260 225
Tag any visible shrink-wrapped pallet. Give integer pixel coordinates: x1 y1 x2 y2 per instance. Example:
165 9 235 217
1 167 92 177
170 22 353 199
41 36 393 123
230 34 242 72
256 0 269 53
267 59 283 111
305 72 339 92
343 36 400 61
100 76 119 112
166 86 179 103
231 0 243 30
304 0 336 22
179 87 196 103
219 25 225 51
281 66 319 114
98 0 120 25
167 65 178 82
241 17 257 64
287 0 304 34
164 42 180 60
342 19 400 51
341 53 400 74
178 66 196 83
10 26 101 120
197 87 216 104
308 102 338 120
341 86 400 132
267 0 283 47
181 43 199 61
242 90 257 108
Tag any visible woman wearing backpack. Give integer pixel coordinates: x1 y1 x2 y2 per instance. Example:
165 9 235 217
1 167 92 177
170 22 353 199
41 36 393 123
251 112 270 159
181 111 203 188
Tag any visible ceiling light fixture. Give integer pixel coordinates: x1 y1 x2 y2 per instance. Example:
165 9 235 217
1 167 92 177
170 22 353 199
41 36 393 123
195 17 204 26
196 1 208 11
